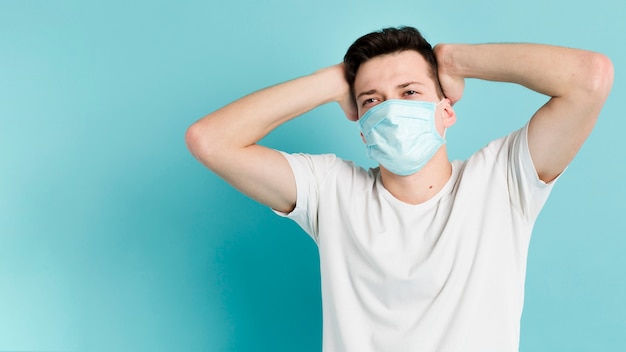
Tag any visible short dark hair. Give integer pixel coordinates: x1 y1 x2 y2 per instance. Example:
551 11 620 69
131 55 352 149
343 26 443 99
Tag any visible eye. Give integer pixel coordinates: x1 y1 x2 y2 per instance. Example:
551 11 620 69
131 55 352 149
404 90 419 96
362 97 379 107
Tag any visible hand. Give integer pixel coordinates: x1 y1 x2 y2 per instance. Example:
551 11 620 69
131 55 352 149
337 65 358 121
434 44 465 105
338 87 358 121
320 63 358 121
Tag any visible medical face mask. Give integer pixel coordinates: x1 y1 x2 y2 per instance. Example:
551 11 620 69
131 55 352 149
358 99 446 176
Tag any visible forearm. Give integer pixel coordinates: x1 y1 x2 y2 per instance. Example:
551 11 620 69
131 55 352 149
186 64 348 158
436 42 613 183
436 43 612 100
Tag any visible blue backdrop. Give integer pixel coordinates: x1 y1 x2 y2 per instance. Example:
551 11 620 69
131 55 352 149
1 1 624 351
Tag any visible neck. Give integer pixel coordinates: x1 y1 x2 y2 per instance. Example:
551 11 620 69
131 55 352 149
379 147 452 205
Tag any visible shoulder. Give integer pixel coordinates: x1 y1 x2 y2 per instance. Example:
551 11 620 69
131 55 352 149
279 151 372 184
463 124 529 169
457 124 531 185
482 125 528 158
460 124 555 218
279 152 351 172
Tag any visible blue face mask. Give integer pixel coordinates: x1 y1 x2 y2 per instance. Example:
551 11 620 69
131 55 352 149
358 99 446 176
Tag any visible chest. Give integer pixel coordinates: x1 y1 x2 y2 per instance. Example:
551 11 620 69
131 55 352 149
316 170 526 297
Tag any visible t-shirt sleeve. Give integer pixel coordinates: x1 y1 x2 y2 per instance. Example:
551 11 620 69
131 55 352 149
490 123 563 221
271 151 341 243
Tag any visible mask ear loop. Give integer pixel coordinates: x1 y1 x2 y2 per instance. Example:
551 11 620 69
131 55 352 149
437 99 447 139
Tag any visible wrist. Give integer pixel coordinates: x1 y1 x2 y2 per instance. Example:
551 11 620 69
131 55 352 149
435 43 462 77
314 63 351 103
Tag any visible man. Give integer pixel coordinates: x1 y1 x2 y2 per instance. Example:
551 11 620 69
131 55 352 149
186 27 613 351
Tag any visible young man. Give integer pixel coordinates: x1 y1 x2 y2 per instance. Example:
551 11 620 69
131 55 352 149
186 27 613 351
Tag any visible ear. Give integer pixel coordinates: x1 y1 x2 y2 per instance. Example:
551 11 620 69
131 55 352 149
442 98 457 128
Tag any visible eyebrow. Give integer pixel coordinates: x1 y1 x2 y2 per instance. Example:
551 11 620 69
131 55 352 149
356 89 377 99
356 81 425 99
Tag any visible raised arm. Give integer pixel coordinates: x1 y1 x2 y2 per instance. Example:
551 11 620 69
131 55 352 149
435 43 614 182
185 64 356 213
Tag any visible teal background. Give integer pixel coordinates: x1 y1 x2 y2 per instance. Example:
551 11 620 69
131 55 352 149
1 0 623 351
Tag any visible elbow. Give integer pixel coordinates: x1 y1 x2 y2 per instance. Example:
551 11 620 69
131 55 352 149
586 52 614 100
185 122 202 158
185 120 219 166
185 122 202 156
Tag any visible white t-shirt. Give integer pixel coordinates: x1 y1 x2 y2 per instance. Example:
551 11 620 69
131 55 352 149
275 124 556 352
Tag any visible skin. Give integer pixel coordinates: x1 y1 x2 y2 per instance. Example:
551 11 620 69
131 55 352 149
185 42 613 212
353 50 456 204
436 43 613 184
186 64 349 213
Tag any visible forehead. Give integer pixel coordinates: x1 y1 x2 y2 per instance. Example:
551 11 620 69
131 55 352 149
354 50 435 93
